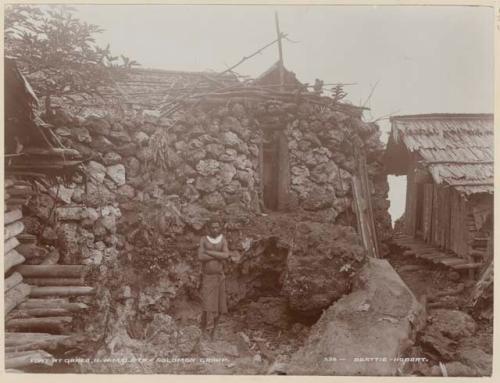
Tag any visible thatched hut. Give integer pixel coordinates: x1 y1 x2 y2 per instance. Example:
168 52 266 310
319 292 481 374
384 113 493 265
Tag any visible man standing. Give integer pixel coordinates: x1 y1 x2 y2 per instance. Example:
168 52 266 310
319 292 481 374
198 220 230 340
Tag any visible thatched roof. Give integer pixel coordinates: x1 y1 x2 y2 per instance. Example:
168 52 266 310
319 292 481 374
384 113 494 195
103 67 239 107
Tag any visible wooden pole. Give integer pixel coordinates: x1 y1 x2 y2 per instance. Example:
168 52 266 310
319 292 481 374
17 301 88 312
29 286 95 297
6 316 73 333
15 265 86 278
275 11 285 91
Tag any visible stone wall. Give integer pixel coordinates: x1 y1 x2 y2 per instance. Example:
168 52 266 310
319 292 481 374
34 87 392 350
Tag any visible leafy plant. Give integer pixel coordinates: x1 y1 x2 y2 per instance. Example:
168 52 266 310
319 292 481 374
4 4 139 118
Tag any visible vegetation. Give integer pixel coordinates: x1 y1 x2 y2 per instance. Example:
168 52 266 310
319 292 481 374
4 4 139 118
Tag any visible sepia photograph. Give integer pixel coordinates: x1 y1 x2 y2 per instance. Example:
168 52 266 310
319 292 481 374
2 1 495 377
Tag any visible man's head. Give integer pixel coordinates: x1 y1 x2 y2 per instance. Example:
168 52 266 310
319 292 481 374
207 220 222 237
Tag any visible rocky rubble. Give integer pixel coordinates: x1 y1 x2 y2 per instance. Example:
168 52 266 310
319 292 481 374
287 258 426 375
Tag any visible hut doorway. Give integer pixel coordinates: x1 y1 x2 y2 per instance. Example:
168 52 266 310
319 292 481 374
262 130 289 211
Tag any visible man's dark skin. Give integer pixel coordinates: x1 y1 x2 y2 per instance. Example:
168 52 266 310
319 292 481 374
198 221 230 340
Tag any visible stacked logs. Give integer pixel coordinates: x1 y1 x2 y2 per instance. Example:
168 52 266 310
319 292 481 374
4 178 95 372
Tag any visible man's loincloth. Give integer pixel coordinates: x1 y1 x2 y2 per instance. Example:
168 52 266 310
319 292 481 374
201 273 228 314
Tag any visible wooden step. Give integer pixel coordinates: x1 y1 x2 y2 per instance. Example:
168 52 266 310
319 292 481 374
431 253 456 263
438 257 467 266
419 252 447 261
450 262 483 270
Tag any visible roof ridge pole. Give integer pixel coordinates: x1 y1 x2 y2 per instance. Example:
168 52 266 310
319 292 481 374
275 11 285 91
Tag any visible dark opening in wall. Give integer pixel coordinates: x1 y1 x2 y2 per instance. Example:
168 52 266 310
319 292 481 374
262 129 289 211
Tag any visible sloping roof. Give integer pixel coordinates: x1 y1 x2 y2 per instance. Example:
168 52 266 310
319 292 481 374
105 67 240 106
384 113 494 195
45 66 240 114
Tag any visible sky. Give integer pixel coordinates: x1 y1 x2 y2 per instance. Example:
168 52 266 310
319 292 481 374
71 4 495 223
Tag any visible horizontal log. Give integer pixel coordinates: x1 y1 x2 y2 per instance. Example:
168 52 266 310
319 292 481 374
6 316 73 334
8 307 76 318
8 161 82 170
18 300 87 312
4 209 23 225
5 335 76 353
16 244 49 262
439 257 468 266
6 202 24 211
5 236 21 254
17 233 37 244
451 262 483 270
432 283 466 299
5 170 49 179
5 197 29 206
5 220 25 241
470 249 487 257
15 265 86 278
18 298 69 307
5 332 70 347
6 272 23 291
430 254 455 263
24 277 83 286
7 187 36 197
5 349 54 369
30 286 95 297
5 249 25 274
5 179 15 188
5 283 31 316
417 251 444 260
24 147 82 159
5 332 73 351
427 301 459 310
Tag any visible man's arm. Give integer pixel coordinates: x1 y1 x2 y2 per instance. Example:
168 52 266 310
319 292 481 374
198 238 228 261
198 238 214 261
205 238 230 260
